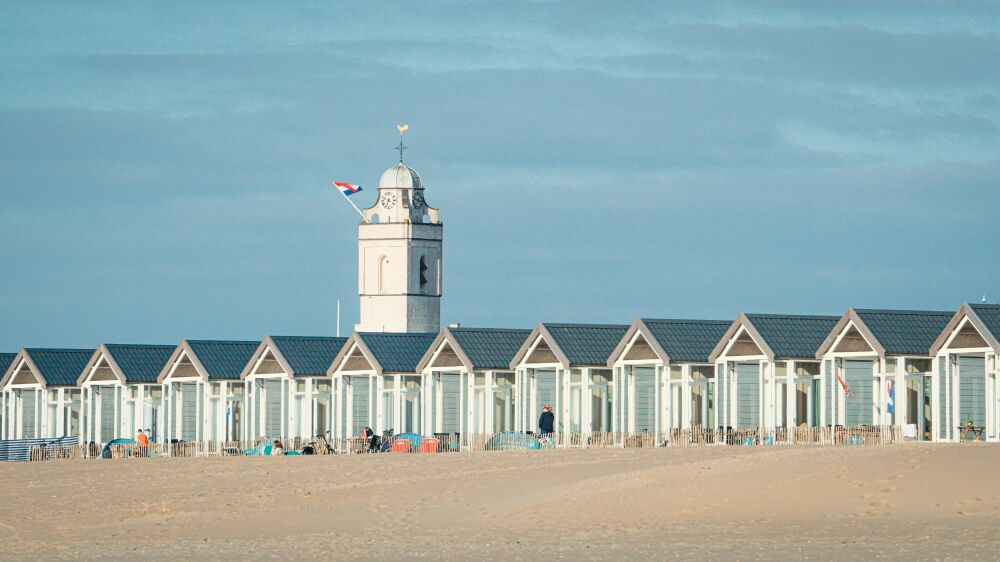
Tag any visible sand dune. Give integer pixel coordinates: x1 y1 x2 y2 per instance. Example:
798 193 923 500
1 445 997 560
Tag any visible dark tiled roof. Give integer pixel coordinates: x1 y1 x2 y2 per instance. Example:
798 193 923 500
970 304 1000 341
187 340 260 380
450 328 532 370
358 333 438 373
545 323 630 366
854 309 954 356
271 336 348 376
0 353 16 376
105 344 177 383
25 348 95 386
745 314 840 359
642 319 731 363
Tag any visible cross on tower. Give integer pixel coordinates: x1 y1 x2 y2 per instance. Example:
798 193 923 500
395 123 409 163
396 137 407 164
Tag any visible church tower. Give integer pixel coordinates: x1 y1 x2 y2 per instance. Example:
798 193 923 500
356 160 442 333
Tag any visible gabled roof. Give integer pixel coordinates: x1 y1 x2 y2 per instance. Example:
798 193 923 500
330 332 438 375
93 344 177 383
0 353 16 378
2 348 96 387
643 319 731 363
816 309 954 357
929 303 1000 355
242 336 349 378
360 332 438 373
416 327 532 372
710 314 839 361
609 318 731 365
271 336 349 376
158 340 261 382
510 323 629 368
746 314 840 359
450 328 531 370
970 304 1000 342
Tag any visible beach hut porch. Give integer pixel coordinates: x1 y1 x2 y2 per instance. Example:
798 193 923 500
931 309 999 441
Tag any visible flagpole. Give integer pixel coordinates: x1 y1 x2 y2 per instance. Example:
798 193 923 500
340 189 367 222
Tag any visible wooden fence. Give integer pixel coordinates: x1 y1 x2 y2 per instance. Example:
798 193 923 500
27 425 938 462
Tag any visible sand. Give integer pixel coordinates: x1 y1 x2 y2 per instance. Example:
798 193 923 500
1 444 998 560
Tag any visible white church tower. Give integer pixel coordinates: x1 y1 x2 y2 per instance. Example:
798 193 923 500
356 150 442 333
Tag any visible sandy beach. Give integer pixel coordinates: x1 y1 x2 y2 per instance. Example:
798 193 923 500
1 445 998 560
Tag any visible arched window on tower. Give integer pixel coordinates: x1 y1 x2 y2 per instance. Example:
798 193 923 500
419 255 429 293
379 255 390 294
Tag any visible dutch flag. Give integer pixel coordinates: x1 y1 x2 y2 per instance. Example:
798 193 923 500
333 181 363 196
887 382 895 415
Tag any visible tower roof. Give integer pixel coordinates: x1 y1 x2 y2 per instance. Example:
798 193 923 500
379 164 422 189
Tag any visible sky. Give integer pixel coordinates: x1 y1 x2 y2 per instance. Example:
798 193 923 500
1 1 999 350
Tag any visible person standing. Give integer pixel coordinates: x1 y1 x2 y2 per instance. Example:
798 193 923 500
136 429 149 457
538 405 555 436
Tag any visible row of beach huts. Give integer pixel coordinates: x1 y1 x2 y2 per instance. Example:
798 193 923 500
1 303 998 448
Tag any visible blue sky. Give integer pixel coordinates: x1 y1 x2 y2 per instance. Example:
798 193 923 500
1 2 998 349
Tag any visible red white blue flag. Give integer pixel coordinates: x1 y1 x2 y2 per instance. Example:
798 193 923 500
886 382 894 414
333 181 363 196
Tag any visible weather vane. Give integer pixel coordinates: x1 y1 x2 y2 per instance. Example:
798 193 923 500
395 123 409 163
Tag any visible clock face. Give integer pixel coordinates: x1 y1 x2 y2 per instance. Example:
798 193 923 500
411 191 425 210
380 191 397 209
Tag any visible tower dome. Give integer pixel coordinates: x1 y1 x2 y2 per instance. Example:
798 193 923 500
379 164 422 189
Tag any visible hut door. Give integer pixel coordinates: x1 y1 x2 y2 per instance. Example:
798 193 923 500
735 363 760 429
19 389 36 439
534 370 557 427
844 360 874 426
351 377 370 437
633 367 656 434
97 386 116 442
440 374 461 434
180 383 198 441
264 380 282 438
958 356 986 428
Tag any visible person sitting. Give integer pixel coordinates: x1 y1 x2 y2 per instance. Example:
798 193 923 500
271 440 284 456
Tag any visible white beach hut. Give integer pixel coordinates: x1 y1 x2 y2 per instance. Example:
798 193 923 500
240 336 347 442
816 309 952 440
77 344 176 444
415 326 531 437
508 323 628 440
156 340 259 444
709 314 839 432
607 318 730 436
929 304 1000 441
328 332 437 440
0 348 92 441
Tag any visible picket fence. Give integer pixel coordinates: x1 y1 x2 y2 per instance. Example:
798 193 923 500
25 425 934 462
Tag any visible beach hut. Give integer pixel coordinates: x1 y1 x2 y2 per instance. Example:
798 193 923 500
328 332 436 439
929 304 1000 441
709 314 839 431
415 327 531 437
816 309 952 439
0 348 93 440
607 319 730 436
77 344 176 444
508 323 629 438
156 340 259 444
240 336 348 441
